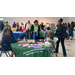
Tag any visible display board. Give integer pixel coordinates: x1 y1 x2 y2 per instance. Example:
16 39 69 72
5 18 13 25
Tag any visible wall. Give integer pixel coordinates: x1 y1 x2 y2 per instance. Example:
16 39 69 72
37 17 68 25
68 17 75 23
3 17 38 25
0 17 68 25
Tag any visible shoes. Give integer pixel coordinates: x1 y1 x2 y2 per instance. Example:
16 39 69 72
63 54 67 57
53 51 58 53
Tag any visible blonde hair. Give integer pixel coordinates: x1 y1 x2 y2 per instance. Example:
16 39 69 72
48 30 52 34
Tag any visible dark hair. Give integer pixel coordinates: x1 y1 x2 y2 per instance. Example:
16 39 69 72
47 27 50 30
59 18 63 23
6 21 8 23
65 23 67 25
70 25 73 30
63 23 65 25
21 23 24 25
41 22 43 25
34 20 38 23
4 29 8 33
71 21 74 25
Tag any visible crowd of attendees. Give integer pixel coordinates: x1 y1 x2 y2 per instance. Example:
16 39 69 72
1 19 75 57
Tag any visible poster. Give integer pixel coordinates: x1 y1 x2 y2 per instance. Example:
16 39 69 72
5 18 13 25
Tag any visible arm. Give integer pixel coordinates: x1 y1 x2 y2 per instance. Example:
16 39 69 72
6 35 17 44
55 26 62 35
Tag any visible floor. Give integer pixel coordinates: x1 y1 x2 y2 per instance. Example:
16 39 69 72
0 33 75 57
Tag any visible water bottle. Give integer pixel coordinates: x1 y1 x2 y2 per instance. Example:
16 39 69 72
23 37 25 41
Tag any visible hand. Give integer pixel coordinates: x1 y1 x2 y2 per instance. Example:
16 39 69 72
33 31 35 33
17 38 21 41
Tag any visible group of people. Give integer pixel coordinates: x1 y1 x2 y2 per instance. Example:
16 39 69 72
1 20 53 57
55 21 74 40
1 18 75 57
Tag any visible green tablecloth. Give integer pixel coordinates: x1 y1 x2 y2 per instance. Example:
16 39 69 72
11 40 52 57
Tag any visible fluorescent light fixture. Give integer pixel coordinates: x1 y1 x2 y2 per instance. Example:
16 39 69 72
0 18 4 21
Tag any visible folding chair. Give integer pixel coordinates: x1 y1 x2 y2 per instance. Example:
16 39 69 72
0 43 11 57
51 37 58 57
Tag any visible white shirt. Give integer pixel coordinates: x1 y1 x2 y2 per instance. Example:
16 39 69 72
28 23 30 29
26 23 31 30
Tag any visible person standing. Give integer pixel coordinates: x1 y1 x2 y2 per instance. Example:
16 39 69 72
25 20 31 30
16 22 19 29
55 18 66 57
41 22 44 30
0 22 3 31
25 20 31 36
5 21 8 29
20 23 25 32
13 22 16 28
68 23 70 29
67 25 74 40
31 20 40 39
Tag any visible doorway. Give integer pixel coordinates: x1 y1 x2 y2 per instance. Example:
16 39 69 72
0 21 4 31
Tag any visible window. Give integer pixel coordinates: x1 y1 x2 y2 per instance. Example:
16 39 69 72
0 18 4 21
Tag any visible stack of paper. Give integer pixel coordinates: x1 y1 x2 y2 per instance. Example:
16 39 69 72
33 46 41 49
36 42 43 44
22 43 29 46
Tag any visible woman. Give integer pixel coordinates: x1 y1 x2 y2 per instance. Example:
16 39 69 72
31 20 40 39
67 25 74 40
63 23 65 26
13 22 16 28
1 29 21 57
16 26 20 31
8 27 14 39
55 18 66 57
16 22 19 29
20 23 24 31
68 23 71 29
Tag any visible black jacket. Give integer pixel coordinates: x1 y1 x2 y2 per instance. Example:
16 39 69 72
31 25 40 38
55 24 66 39
41 25 44 30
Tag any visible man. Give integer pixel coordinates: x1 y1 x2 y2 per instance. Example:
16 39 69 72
47 30 54 49
41 22 44 30
47 30 53 40
44 27 51 39
25 20 31 30
55 18 66 57
25 20 31 36
5 21 8 29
